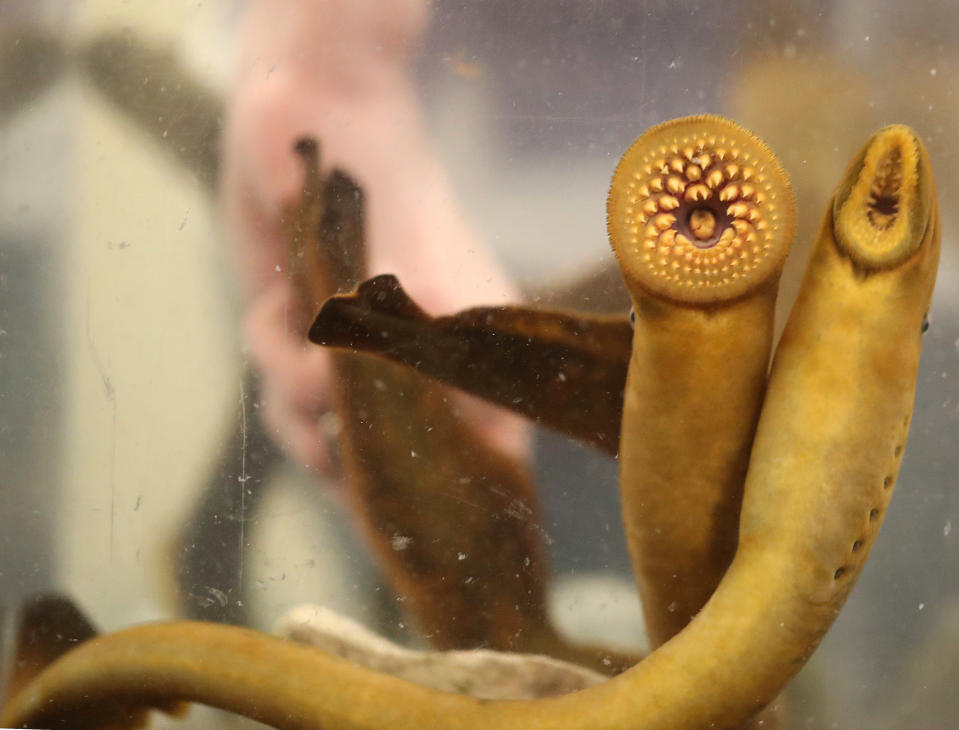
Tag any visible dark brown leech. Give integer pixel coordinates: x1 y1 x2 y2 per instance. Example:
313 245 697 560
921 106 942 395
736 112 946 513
310 275 631 455
288 140 633 672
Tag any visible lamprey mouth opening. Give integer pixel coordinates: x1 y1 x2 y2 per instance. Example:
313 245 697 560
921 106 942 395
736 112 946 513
833 124 932 269
867 147 902 230
607 115 795 305
682 201 734 249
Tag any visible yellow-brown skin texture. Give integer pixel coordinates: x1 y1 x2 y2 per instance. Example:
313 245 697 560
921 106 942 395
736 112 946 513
608 115 795 646
2 124 939 730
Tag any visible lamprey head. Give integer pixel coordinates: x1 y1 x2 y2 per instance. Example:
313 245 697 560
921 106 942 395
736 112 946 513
607 115 795 305
832 124 935 269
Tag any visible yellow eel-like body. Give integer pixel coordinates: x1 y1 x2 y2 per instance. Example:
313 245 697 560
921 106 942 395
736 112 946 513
606 116 795 646
1 123 939 730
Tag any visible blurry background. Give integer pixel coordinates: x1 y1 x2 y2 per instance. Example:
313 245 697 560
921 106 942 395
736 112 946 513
1 1 957 728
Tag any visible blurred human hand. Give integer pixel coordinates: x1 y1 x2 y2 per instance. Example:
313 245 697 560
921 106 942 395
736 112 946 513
222 0 529 475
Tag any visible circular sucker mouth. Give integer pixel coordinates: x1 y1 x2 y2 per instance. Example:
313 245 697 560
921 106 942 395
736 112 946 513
607 115 795 305
832 124 932 270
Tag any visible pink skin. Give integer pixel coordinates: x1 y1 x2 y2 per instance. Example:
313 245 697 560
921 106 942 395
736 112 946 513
221 0 529 475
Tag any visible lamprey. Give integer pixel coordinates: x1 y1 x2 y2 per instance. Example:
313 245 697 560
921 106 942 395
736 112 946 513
607 115 796 646
1 123 939 730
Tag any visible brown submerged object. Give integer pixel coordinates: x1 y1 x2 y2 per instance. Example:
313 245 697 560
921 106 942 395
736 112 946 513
285 139 551 652
282 139 628 670
309 275 631 455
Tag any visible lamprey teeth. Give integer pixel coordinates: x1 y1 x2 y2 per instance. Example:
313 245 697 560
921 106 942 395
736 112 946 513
719 184 739 202
608 115 795 304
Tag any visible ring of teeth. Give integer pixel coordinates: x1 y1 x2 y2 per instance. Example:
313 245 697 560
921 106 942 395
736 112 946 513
620 134 786 293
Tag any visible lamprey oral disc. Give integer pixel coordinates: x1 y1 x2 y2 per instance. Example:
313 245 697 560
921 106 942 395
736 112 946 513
607 114 795 305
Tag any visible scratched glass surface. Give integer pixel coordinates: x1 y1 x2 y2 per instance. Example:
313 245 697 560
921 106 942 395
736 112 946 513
0 1 957 728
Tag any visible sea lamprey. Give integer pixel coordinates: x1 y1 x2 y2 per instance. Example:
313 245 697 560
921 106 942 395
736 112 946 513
607 116 796 648
1 122 940 730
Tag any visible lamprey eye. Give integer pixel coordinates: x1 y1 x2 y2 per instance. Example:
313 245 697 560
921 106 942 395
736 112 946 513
921 314 931 335
607 115 795 305
628 307 635 328
833 124 931 270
